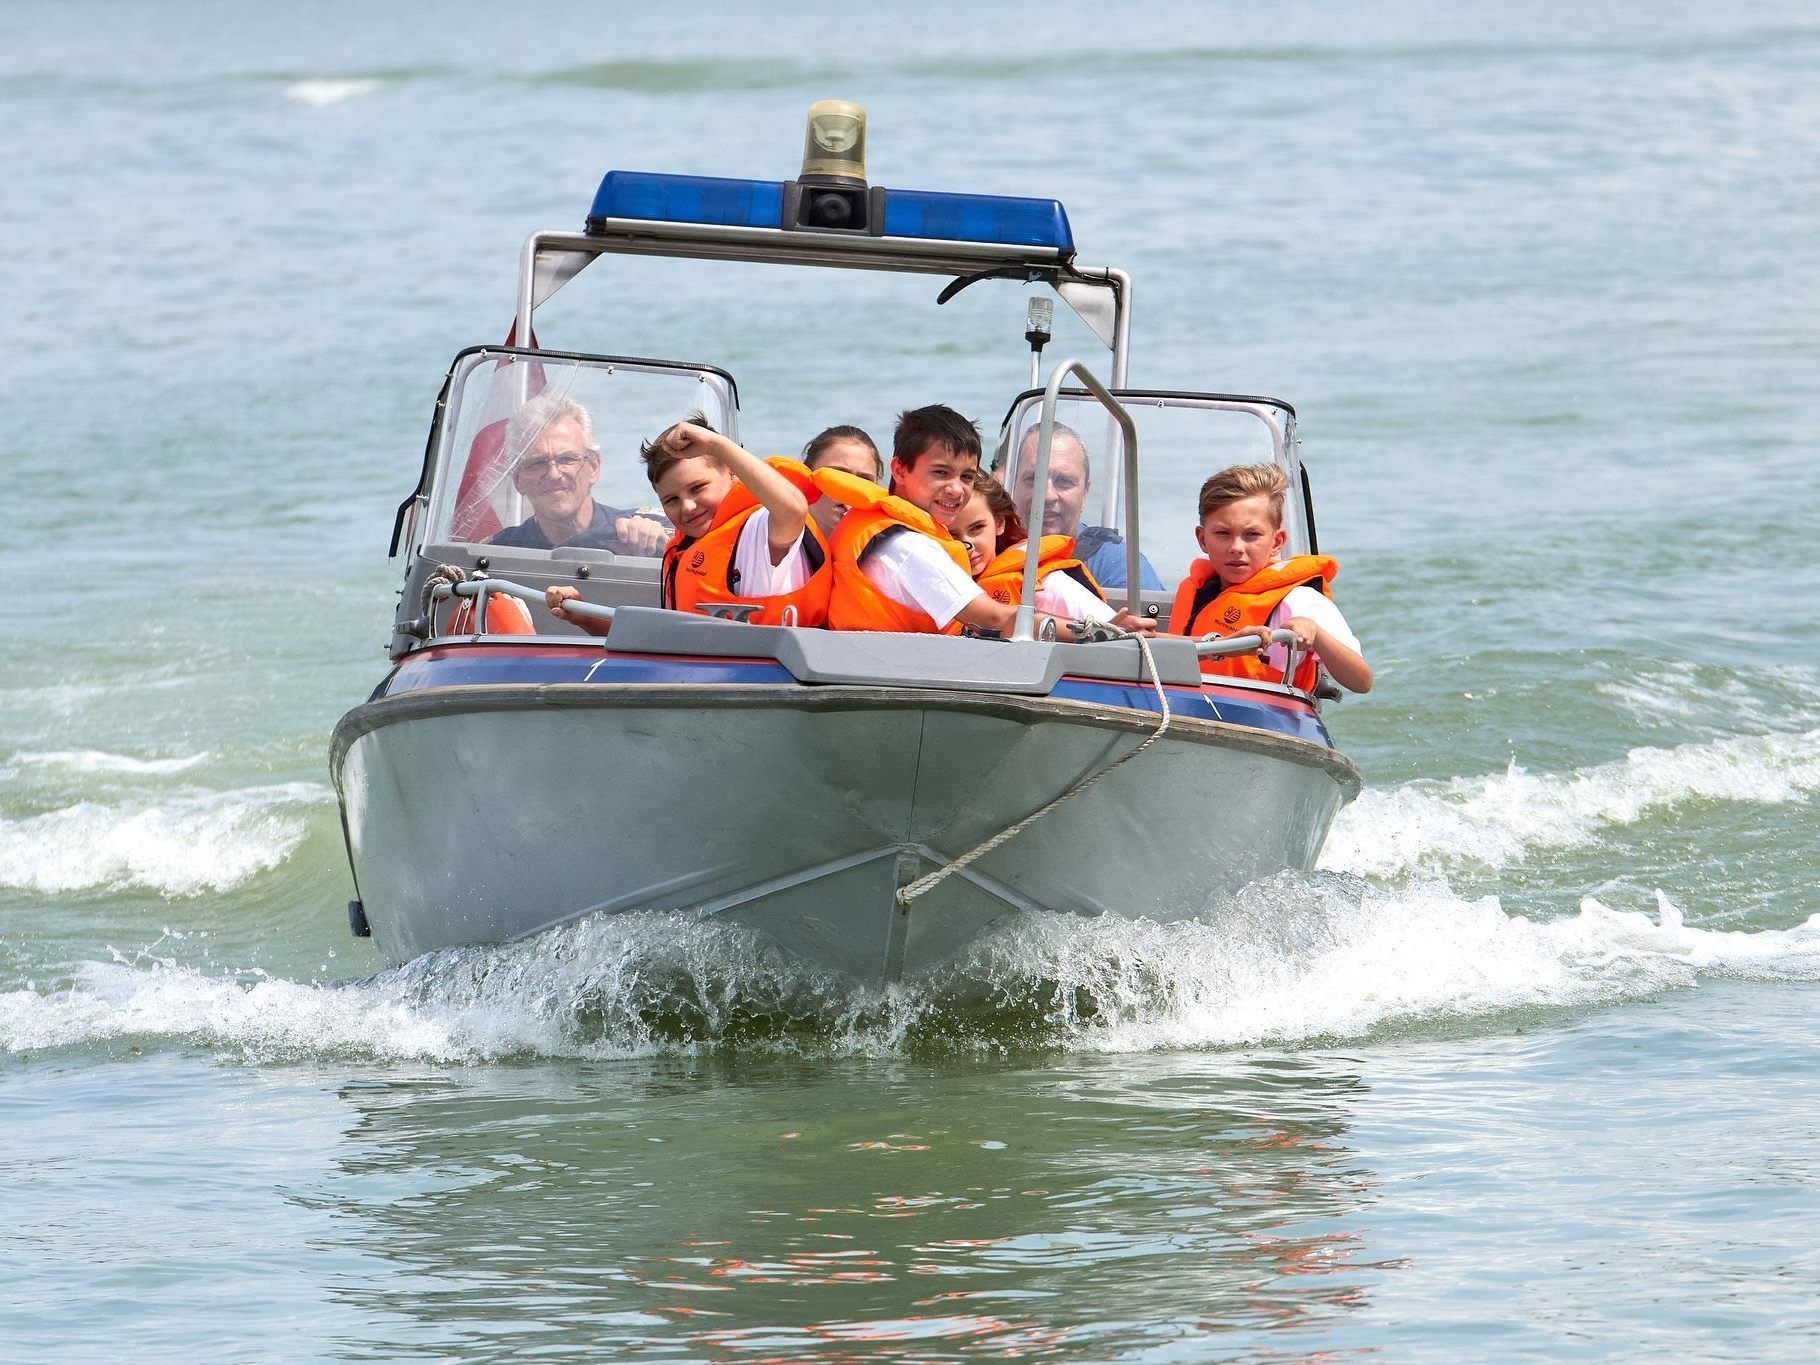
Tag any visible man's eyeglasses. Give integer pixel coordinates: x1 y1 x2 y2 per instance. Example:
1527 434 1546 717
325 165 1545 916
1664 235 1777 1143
513 451 595 478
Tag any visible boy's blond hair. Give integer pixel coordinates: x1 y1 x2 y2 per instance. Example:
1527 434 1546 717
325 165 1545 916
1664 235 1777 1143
1197 463 1289 524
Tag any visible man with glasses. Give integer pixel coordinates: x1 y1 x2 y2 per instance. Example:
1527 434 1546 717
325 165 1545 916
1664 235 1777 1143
489 392 667 555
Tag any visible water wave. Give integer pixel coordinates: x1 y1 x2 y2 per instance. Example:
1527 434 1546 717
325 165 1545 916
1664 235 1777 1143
0 782 327 897
529 59 847 94
903 30 1820 82
284 78 382 106
6 884 1817 1062
8 749 210 776
1325 728 1820 879
1595 661 1820 733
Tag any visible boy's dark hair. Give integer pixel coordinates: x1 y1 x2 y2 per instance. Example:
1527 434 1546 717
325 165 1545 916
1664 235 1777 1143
892 404 981 470
639 411 717 488
803 424 881 478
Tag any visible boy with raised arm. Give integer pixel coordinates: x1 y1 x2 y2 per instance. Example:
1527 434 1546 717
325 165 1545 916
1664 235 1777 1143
1168 463 1371 693
548 415 829 632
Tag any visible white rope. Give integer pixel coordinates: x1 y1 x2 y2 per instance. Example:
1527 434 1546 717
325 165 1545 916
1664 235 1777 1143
896 630 1173 906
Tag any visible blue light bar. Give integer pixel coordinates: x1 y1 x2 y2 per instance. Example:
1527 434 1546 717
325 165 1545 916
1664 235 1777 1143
881 188 1073 250
585 170 1074 252
589 171 785 230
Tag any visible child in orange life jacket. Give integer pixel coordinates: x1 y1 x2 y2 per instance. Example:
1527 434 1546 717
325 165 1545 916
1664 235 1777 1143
946 475 1152 635
801 424 882 541
1167 463 1371 693
814 404 1130 640
547 415 822 633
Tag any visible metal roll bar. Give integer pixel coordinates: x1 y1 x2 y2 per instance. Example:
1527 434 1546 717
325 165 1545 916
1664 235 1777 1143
514 229 1132 386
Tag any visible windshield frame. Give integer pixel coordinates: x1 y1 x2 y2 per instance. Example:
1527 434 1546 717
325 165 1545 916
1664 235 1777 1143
410 346 741 560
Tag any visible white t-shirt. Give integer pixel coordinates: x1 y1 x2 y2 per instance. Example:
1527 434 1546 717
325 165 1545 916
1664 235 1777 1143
731 507 810 596
1035 570 1115 623
861 530 983 629
1263 584 1359 674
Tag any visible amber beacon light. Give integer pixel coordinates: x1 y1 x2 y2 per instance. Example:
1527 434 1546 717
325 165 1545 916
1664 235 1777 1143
801 100 867 183
792 99 871 230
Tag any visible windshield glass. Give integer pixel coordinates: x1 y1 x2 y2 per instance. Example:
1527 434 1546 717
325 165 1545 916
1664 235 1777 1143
426 350 737 557
995 392 1300 589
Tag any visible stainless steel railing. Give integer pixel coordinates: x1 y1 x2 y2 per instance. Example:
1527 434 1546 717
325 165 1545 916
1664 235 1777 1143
429 575 616 635
1195 627 1305 688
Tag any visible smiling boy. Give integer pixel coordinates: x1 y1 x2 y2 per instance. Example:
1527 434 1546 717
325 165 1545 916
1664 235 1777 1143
548 414 827 632
813 405 1141 640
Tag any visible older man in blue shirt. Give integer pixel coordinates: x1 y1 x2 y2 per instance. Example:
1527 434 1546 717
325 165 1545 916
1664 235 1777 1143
490 392 666 556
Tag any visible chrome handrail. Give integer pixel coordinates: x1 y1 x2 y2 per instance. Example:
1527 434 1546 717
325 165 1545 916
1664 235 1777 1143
1013 359 1140 640
1195 628 1303 687
431 576 616 633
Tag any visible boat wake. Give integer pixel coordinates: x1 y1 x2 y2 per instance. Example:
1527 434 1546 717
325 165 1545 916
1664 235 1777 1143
6 878 1818 1064
0 782 327 896
6 719 1814 1062
1323 726 1820 879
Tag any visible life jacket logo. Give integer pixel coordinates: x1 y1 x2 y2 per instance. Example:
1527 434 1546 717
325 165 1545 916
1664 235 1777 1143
992 589 1012 604
1221 606 1243 626
689 549 706 570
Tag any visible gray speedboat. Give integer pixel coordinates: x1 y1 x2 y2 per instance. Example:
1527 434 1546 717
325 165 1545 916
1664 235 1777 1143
332 103 1362 984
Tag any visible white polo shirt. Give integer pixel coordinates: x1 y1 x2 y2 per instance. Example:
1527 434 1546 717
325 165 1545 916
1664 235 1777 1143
861 531 983 629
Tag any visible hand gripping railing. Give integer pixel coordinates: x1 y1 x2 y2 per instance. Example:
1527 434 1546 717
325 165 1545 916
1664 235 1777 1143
1012 359 1141 641
426 571 616 634
1195 627 1304 688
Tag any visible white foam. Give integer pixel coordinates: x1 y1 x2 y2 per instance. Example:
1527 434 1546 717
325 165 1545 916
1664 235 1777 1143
1324 728 1820 879
939 883 1820 1053
0 783 328 897
6 888 1818 1061
0 959 512 1062
9 749 210 776
284 78 382 107
0 912 809 1062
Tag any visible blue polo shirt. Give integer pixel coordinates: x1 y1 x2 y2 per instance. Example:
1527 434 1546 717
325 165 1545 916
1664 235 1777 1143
1076 525 1163 591
488 501 664 553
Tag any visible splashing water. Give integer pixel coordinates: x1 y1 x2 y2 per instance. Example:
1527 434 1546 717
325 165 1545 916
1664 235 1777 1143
1324 729 1820 879
0 783 328 897
7 881 1819 1064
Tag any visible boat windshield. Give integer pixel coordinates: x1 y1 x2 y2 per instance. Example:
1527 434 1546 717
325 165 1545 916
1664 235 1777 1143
996 391 1303 586
424 350 738 557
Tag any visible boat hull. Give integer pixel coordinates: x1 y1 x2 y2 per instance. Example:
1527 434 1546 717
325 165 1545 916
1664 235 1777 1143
332 683 1359 984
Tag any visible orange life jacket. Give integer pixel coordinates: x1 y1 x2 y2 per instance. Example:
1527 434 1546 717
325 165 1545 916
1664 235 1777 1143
975 535 1102 606
1168 554 1338 690
447 591 535 635
811 466 974 634
660 457 831 627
